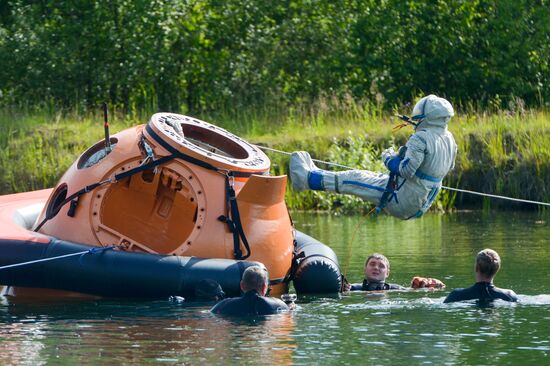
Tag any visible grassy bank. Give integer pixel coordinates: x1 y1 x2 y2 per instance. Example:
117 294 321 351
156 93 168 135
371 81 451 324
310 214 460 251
248 106 549 212
1 105 548 212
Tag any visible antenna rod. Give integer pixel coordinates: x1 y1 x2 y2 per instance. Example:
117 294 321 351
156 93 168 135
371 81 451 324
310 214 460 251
102 102 112 152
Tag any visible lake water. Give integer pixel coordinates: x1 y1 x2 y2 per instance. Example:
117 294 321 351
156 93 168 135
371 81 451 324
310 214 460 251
1 211 549 365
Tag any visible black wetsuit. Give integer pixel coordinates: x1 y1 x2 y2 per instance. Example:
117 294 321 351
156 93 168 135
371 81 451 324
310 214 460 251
444 282 518 303
210 290 289 316
349 279 404 291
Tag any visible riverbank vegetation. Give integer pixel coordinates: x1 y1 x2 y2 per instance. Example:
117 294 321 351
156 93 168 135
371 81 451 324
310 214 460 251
1 1 548 112
1 104 547 212
1 0 548 212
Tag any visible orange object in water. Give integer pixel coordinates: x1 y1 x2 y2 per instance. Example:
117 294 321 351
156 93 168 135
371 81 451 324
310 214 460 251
410 276 446 289
35 113 294 294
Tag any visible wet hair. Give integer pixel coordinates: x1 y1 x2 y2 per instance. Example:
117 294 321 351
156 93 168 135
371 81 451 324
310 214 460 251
476 249 501 278
194 279 225 301
241 266 268 292
365 253 390 271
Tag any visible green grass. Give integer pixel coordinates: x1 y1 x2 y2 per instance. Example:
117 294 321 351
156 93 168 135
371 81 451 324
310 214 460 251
0 109 136 193
449 110 549 209
1 104 548 212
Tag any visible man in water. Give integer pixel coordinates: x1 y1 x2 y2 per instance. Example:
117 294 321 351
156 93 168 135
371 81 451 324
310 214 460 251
211 266 290 316
444 248 518 303
345 253 445 291
290 94 457 220
346 253 404 291
194 279 225 302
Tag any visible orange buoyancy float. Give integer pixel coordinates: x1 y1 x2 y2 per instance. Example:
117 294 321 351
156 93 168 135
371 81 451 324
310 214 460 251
35 113 294 292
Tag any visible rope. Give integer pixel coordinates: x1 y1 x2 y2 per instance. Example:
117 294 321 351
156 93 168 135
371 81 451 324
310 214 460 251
0 246 115 271
342 215 364 278
259 146 354 170
441 186 550 207
257 145 550 207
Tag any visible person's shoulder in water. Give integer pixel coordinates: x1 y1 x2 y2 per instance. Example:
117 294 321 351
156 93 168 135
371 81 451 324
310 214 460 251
444 282 517 303
444 249 518 304
211 266 289 316
211 289 289 316
349 280 404 291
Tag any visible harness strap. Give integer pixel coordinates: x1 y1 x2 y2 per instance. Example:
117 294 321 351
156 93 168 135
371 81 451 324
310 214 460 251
147 124 261 260
145 124 221 173
114 155 175 181
375 172 399 215
375 146 408 215
282 245 305 284
415 170 443 183
34 153 179 232
269 277 286 286
34 179 112 231
222 174 251 260
218 215 242 258
218 176 245 259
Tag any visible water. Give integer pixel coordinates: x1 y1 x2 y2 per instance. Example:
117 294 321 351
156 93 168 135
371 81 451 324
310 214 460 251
1 211 549 365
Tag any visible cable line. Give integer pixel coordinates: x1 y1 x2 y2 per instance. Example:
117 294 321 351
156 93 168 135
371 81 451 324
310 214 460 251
257 145 550 207
0 246 115 271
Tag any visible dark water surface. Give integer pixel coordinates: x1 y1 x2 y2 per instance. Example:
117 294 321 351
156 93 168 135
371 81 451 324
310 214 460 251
1 211 549 365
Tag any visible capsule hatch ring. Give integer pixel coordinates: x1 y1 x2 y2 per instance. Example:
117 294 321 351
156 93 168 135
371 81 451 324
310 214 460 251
144 113 271 174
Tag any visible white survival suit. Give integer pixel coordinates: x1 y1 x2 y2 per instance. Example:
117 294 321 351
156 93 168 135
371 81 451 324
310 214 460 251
290 95 458 219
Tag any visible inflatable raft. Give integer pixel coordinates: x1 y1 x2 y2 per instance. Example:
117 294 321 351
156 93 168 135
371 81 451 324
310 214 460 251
0 113 341 299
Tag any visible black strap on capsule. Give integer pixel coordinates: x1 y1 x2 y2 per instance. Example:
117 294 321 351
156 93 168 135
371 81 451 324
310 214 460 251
218 172 251 260
282 243 306 284
33 153 178 232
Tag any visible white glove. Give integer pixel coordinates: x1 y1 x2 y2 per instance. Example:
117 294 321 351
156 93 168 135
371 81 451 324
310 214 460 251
381 147 396 164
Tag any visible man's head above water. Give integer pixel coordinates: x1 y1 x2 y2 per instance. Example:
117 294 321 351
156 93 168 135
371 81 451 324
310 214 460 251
240 266 269 295
475 248 501 282
364 253 391 283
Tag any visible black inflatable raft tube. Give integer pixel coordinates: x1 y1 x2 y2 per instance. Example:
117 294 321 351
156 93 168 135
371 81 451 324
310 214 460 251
292 231 342 294
0 238 264 299
0 231 343 298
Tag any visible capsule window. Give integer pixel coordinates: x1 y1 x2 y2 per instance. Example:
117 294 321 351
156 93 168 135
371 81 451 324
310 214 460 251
77 138 118 169
46 183 68 218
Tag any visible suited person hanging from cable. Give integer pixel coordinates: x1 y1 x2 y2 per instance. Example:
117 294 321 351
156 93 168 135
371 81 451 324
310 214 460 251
289 94 458 220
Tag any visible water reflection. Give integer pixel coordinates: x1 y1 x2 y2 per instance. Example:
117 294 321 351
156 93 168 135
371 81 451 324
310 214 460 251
0 211 549 365
212 314 296 365
292 210 550 295
0 299 297 365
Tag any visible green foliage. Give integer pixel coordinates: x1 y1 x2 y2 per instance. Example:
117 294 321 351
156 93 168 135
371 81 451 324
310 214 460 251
282 133 385 214
0 104 548 213
0 0 548 113
260 108 549 212
0 109 132 193
447 109 550 210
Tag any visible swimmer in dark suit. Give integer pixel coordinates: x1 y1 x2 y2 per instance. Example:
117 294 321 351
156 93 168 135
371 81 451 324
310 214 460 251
344 253 445 292
211 266 290 316
444 248 518 304
345 253 405 291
